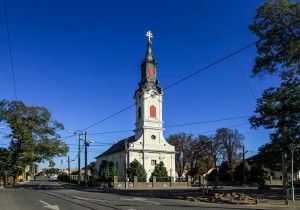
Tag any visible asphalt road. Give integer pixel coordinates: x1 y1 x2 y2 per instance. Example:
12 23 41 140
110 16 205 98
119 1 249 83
0 177 298 210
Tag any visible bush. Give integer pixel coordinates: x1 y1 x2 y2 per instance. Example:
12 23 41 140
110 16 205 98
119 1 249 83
127 159 147 182
98 160 119 182
150 161 169 182
57 172 69 181
71 171 78 175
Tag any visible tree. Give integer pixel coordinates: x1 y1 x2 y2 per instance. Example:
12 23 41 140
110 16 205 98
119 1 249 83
89 162 97 175
215 128 244 181
233 161 250 182
98 160 119 182
249 164 266 185
167 133 193 177
249 74 300 171
0 100 69 180
218 161 231 182
127 159 147 182
249 0 300 191
45 168 60 175
0 147 11 172
249 0 300 76
198 135 223 170
150 161 169 182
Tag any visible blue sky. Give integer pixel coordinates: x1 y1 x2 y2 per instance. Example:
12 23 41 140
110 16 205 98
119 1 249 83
0 0 281 170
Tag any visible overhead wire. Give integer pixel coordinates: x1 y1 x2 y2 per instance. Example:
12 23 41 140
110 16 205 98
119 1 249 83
80 39 259 132
3 0 18 100
199 0 257 101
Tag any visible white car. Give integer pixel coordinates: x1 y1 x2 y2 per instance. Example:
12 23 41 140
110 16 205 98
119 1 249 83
49 174 57 179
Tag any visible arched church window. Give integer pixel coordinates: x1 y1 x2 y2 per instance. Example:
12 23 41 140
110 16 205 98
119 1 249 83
150 105 156 118
138 107 142 119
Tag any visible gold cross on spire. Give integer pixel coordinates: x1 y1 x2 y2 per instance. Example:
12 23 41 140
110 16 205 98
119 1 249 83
146 31 153 44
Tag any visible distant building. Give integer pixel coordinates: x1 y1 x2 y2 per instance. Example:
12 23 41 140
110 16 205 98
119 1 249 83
96 34 176 182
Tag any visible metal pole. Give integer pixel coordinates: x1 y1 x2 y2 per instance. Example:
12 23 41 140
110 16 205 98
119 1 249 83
243 146 245 185
84 132 88 188
78 134 81 186
125 139 128 189
291 149 294 202
68 156 70 181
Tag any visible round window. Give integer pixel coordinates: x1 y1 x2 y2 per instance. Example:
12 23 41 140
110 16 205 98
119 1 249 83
151 135 156 140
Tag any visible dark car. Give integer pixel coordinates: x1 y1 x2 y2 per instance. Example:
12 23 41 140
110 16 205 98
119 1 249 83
294 181 300 188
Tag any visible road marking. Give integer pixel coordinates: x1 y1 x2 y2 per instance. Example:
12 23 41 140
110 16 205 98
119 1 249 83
72 196 108 202
39 181 44 188
120 197 160 205
39 200 60 210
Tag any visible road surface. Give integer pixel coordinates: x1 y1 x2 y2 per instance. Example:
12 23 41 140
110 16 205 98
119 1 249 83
0 177 298 210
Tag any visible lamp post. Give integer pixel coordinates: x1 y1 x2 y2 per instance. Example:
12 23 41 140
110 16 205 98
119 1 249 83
70 130 83 186
289 143 296 202
77 133 82 186
243 146 248 185
84 132 89 188
69 130 93 187
124 139 128 189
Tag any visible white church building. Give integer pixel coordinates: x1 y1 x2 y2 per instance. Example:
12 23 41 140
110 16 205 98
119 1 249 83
95 32 176 182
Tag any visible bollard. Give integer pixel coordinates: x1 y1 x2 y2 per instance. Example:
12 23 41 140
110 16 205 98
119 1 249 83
255 198 259 204
285 198 289 205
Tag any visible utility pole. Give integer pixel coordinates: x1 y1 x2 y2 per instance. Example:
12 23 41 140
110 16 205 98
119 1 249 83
125 139 128 189
84 131 88 188
78 133 81 186
289 143 296 202
68 156 70 181
243 146 248 185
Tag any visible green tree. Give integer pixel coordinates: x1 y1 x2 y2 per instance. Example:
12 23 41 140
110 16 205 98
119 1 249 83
150 161 169 182
98 160 119 181
0 100 69 180
249 0 300 76
89 162 97 174
233 161 250 182
249 74 300 171
249 0 300 190
249 164 266 185
127 159 146 182
167 133 193 178
215 128 244 181
218 161 231 182
45 168 60 175
0 147 11 172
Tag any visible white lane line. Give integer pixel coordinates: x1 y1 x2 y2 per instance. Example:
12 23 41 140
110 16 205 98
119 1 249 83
120 197 160 205
39 181 44 188
72 196 108 202
39 200 60 210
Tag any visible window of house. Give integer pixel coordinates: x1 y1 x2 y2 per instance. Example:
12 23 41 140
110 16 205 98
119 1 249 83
151 160 157 166
150 105 156 118
138 107 142 119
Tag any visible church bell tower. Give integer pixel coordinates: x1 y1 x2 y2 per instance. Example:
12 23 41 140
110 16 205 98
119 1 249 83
133 31 164 140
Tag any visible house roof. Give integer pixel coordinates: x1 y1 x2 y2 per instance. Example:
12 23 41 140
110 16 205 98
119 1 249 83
95 135 135 158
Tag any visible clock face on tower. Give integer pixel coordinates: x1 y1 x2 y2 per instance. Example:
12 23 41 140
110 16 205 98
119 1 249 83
148 66 155 77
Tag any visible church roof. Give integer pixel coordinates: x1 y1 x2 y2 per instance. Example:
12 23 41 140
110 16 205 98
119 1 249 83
95 135 135 158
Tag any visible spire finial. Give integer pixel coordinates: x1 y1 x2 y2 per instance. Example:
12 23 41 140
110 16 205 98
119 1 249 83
146 31 153 45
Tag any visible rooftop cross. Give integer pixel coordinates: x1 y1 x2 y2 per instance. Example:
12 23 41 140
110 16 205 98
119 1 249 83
146 31 153 44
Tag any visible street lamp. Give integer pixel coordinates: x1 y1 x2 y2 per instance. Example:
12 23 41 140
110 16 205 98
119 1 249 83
289 143 297 202
69 130 84 186
68 130 93 187
84 133 94 188
243 146 248 186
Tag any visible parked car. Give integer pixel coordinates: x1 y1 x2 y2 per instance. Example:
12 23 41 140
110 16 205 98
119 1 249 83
294 181 300 188
49 174 57 179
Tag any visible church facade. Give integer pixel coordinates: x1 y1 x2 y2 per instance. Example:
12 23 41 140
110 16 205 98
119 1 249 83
95 33 176 182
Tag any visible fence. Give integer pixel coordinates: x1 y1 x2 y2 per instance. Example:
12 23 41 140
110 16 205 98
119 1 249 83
94 176 192 189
